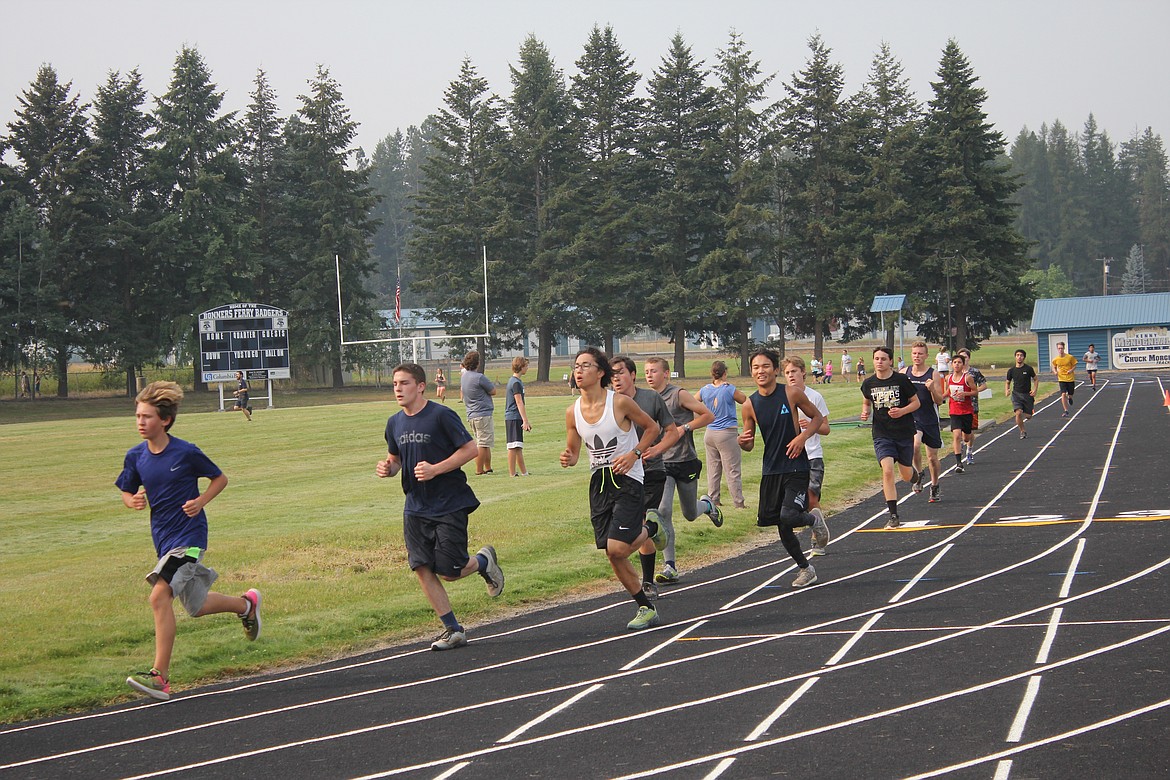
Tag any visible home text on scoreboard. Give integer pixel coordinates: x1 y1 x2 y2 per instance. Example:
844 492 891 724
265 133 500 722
198 304 291 383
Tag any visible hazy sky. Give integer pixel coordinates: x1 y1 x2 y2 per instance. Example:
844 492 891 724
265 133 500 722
4 0 1168 159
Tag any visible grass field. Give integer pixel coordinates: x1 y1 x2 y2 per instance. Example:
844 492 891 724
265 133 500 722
0 353 1039 723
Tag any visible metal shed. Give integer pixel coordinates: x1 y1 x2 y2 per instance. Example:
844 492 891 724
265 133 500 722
1030 292 1170 371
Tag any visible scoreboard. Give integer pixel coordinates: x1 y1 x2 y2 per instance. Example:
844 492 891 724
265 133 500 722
198 303 291 383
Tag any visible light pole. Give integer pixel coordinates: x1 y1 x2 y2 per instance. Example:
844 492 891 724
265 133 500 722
1101 257 1110 296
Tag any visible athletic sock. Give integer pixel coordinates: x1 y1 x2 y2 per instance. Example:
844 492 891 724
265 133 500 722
475 552 491 579
239 599 252 618
439 611 462 632
633 590 653 609
640 553 656 583
666 560 676 570
645 519 659 538
886 499 898 516
910 467 920 485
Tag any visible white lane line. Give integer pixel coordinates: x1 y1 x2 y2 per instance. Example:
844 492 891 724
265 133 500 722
901 697 1170 780
825 614 883 667
92 558 1170 780
701 757 737 779
992 759 1013 780
431 762 469 779
1058 538 1087 599
744 677 820 741
621 620 707 671
1034 608 1064 665
496 685 604 744
1005 675 1042 742
889 545 952 603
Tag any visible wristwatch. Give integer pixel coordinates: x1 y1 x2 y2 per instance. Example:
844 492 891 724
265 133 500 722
683 423 691 433
634 448 643 459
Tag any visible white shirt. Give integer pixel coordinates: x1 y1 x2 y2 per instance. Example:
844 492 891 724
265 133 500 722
799 386 830 460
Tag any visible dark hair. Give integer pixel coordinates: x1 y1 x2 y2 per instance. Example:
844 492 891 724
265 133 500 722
576 347 613 388
611 354 637 374
872 346 893 360
392 363 427 384
1015 349 1027 359
711 360 728 380
749 348 780 369
461 351 480 371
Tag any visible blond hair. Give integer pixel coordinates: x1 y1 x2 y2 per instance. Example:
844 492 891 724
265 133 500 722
781 355 806 372
511 356 529 373
136 381 184 430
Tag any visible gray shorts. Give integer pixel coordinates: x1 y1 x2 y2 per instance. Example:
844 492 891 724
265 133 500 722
146 546 217 616
808 457 825 499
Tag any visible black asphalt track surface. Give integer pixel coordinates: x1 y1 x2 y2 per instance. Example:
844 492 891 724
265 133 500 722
4 373 1169 780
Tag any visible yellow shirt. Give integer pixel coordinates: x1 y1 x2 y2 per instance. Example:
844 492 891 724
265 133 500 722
1052 353 1077 382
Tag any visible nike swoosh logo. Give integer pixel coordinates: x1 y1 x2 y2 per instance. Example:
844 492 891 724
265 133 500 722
170 466 181 471
618 526 630 530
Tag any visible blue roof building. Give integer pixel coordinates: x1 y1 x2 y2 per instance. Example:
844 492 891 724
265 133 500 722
1030 292 1170 372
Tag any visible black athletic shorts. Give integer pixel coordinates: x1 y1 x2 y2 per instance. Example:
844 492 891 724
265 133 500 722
949 413 973 434
404 510 471 577
915 421 943 450
642 468 667 512
665 457 702 483
757 471 810 527
589 470 646 549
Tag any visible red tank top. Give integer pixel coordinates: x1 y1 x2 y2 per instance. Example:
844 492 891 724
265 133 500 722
946 372 974 415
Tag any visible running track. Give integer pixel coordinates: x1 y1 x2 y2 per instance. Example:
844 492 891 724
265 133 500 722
3 373 1169 779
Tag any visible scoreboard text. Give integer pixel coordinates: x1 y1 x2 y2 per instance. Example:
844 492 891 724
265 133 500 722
199 304 291 383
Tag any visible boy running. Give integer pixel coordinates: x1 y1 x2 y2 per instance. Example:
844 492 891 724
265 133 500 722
944 354 977 473
561 348 665 630
903 341 946 503
116 381 261 700
1005 349 1039 439
782 356 831 555
376 363 504 651
231 371 253 421
739 349 827 587
1083 344 1100 389
860 347 922 528
1051 342 1078 417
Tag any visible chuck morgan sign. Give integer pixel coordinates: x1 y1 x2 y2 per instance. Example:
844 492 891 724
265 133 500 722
1111 326 1170 369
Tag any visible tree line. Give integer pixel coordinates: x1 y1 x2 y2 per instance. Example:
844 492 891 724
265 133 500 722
4 29 1168 394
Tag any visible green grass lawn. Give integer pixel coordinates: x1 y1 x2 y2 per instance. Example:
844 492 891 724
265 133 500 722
0 369 1038 723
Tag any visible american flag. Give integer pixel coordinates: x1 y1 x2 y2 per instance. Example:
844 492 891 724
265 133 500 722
395 275 402 322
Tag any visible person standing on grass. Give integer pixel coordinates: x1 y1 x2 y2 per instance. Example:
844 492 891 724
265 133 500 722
460 350 497 474
230 371 253 421
1005 349 1039 439
841 349 853 383
699 360 747 510
376 363 504 651
739 348 828 587
1051 341 1078 417
903 341 946 504
782 356 831 555
1083 344 1101 389
116 381 261 701
611 355 676 600
560 348 665 631
645 357 720 586
857 358 866 382
434 368 447 403
860 346 923 529
504 357 533 477
944 354 977 474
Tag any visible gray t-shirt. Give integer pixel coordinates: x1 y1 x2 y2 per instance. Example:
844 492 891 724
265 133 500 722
461 370 495 419
630 386 674 473
659 383 698 463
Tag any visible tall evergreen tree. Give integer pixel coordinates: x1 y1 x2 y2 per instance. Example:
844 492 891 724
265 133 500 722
777 34 856 357
1009 126 1056 264
500 36 578 380
1081 115 1136 264
916 41 1031 349
239 68 287 302
1121 243 1149 294
1120 128 1170 291
5 65 91 396
368 129 413 308
566 24 646 354
409 58 512 359
281 66 379 386
641 33 723 376
85 68 159 395
699 30 774 373
148 46 246 386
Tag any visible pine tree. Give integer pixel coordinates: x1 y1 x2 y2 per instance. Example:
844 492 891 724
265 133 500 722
408 58 510 359
239 68 287 302
641 33 723 376
1120 128 1170 292
148 46 246 386
500 36 578 380
916 41 1031 349
368 129 412 308
281 66 379 386
566 25 646 354
1121 243 1149 294
86 68 159 395
5 65 91 396
699 31 774 373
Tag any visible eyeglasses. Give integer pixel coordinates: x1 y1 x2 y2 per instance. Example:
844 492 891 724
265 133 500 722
573 363 598 371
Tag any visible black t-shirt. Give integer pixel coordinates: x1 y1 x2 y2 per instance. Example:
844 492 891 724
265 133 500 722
861 371 918 440
1006 364 1037 394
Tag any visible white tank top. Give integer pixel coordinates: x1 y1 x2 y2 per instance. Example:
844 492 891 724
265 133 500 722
574 390 644 483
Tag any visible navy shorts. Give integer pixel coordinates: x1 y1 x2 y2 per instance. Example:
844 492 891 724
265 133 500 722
404 510 471 577
915 421 943 450
873 437 915 468
505 418 525 448
589 470 646 549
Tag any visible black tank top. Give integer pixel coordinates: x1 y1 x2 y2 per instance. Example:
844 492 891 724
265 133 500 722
751 385 809 476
